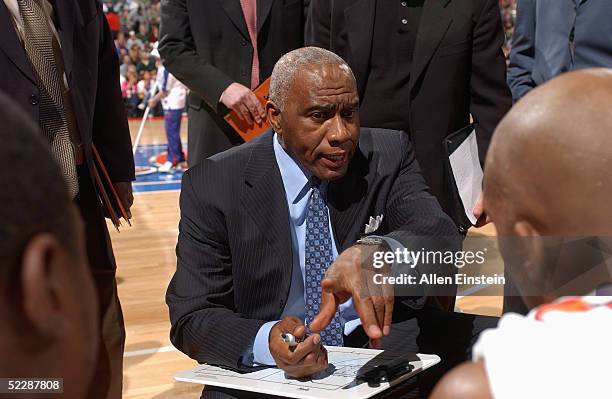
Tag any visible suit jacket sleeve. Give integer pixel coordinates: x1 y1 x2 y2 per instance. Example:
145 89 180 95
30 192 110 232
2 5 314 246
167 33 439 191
304 0 331 48
383 133 461 304
470 0 513 164
92 8 135 182
507 0 537 102
159 0 234 113
167 167 266 370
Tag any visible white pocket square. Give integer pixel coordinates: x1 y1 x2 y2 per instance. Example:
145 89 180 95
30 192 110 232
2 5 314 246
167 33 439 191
364 214 384 234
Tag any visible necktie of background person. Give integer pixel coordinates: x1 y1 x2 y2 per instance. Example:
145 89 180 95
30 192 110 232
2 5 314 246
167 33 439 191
239 0 260 89
17 0 81 198
304 179 344 346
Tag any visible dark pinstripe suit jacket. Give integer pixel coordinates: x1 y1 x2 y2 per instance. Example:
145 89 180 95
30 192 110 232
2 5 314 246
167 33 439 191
167 128 458 370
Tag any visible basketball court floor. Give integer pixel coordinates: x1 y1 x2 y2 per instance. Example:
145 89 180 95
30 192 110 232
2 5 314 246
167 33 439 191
115 118 502 398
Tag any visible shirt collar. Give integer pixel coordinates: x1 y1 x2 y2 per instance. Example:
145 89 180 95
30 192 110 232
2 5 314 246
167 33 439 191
273 133 321 204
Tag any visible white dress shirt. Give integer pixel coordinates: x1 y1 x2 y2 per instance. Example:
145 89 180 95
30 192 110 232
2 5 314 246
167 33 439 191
3 0 60 43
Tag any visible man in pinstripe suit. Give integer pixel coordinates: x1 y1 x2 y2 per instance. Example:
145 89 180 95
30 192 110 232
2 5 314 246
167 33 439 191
167 48 492 398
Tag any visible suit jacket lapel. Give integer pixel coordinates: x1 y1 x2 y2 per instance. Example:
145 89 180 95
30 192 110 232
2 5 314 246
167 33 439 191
220 0 250 41
0 2 36 84
328 147 371 251
344 0 376 97
241 132 293 275
257 0 274 33
409 0 453 93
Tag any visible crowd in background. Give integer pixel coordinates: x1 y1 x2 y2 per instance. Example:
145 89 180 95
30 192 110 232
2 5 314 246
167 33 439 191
103 0 163 117
500 0 517 57
103 0 517 117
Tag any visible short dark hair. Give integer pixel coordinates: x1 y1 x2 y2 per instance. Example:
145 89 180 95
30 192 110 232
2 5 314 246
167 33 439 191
0 92 78 302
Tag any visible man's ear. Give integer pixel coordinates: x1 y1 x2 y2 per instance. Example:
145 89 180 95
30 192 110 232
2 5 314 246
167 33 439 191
21 234 69 338
266 101 282 134
513 221 546 286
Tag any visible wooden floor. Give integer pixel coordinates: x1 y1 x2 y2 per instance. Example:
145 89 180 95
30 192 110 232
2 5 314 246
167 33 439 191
111 119 502 398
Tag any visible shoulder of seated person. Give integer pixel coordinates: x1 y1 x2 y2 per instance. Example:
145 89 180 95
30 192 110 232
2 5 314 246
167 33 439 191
359 127 405 143
430 360 492 399
359 128 408 157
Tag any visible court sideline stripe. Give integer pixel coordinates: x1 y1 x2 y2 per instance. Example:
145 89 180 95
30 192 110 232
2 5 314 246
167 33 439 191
124 345 177 358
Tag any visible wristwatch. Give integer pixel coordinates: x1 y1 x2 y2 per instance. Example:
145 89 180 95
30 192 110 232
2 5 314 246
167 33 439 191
355 236 387 245
356 236 387 246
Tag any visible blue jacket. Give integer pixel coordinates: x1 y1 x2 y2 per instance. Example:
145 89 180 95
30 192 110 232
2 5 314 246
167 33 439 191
508 0 612 102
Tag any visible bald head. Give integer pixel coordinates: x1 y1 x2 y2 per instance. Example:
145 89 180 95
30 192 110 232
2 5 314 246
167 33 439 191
485 69 612 235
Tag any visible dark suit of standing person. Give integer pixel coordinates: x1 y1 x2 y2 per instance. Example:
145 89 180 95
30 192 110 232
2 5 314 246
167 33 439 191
159 0 308 167
167 47 496 399
0 1 134 398
508 0 612 102
306 0 512 235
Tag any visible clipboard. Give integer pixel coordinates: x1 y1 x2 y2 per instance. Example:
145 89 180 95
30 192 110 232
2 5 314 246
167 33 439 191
223 78 271 142
91 144 131 232
175 347 440 399
443 124 483 231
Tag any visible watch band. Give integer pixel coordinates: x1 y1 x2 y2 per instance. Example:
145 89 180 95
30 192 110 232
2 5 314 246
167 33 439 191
356 236 386 246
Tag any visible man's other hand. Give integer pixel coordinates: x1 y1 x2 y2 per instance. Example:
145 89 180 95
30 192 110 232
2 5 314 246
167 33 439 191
113 182 134 219
220 83 266 125
269 316 328 379
310 244 394 349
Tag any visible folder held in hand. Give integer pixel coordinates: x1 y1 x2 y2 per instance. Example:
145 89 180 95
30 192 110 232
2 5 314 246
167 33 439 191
223 78 271 142
91 144 132 232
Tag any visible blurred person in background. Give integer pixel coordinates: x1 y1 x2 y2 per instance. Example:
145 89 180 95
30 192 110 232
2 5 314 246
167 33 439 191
0 1 135 397
122 68 140 116
159 0 309 166
148 58 188 172
149 24 159 43
508 0 612 102
128 42 142 63
120 53 133 78
137 69 154 110
136 49 156 74
120 6 130 31
104 3 121 37
136 23 149 43
115 30 128 53
127 30 144 50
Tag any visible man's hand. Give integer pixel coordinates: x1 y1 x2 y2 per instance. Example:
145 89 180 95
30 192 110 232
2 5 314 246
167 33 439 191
113 182 134 219
310 245 394 349
220 83 266 125
147 98 158 108
472 192 491 227
269 316 328 379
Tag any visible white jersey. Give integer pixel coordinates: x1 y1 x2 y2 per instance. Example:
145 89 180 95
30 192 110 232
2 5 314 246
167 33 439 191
156 65 187 110
473 296 612 399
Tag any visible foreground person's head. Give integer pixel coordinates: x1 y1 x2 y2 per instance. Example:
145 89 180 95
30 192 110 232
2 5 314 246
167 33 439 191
431 68 612 399
0 94 98 398
267 47 360 181
484 69 612 307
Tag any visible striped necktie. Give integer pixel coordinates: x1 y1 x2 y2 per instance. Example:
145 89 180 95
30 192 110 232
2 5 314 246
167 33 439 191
239 0 260 89
304 180 344 346
17 0 79 198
